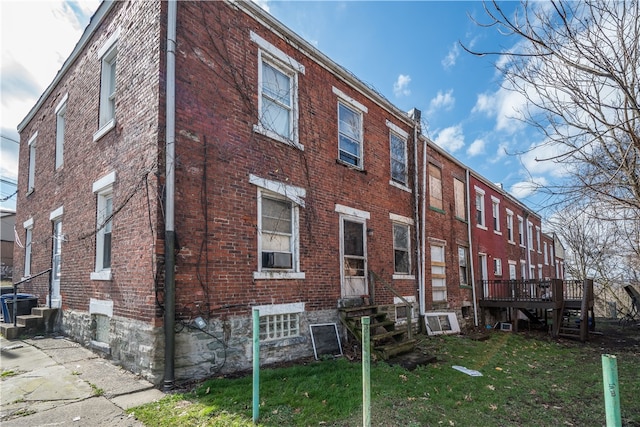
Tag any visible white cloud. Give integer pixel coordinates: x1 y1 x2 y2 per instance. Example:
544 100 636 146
509 176 548 199
472 88 527 134
441 43 459 69
427 89 455 115
393 74 411 97
433 125 465 153
466 138 485 157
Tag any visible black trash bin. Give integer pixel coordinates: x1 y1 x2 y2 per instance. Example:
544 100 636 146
1 293 38 323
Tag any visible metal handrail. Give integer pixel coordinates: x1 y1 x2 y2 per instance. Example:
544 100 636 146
9 268 52 326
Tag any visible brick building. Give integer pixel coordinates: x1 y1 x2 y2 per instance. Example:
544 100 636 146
13 0 562 385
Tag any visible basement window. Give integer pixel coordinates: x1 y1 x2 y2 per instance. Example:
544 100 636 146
259 313 300 341
425 312 460 336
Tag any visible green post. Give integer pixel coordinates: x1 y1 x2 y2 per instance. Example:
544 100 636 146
602 354 621 427
253 309 260 424
362 316 371 427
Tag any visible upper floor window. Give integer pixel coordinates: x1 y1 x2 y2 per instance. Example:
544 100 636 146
390 213 413 277
491 196 500 233
251 31 304 149
506 210 514 243
536 226 541 252
27 132 37 193
250 174 305 280
23 218 34 277
494 258 503 276
518 216 524 246
334 87 367 170
453 178 466 220
55 94 67 169
94 29 120 141
474 187 486 229
387 121 408 186
91 172 116 281
429 164 443 211
544 241 549 265
527 221 534 250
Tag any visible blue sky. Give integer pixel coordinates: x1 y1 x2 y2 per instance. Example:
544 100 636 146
1 1 551 213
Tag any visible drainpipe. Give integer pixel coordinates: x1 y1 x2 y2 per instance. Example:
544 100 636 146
164 0 177 392
465 169 478 326
411 109 425 319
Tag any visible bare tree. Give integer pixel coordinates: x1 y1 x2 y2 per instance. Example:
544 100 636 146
464 0 640 210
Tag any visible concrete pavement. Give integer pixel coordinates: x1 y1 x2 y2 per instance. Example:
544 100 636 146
0 335 165 426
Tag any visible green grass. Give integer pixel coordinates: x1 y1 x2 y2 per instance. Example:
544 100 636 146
129 326 640 426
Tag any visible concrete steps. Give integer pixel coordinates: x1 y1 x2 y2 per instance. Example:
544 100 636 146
0 307 59 340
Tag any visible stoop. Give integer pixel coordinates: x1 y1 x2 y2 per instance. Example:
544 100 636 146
0 307 59 340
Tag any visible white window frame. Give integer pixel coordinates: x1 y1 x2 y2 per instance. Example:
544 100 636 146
491 196 501 234
254 302 304 342
334 86 367 170
538 264 543 279
521 260 527 280
474 186 486 229
390 213 413 279
425 312 460 336
536 226 541 253
544 241 549 265
527 221 534 250
506 209 514 243
431 241 447 302
94 29 119 141
23 218 34 278
27 132 37 193
387 121 409 189
251 31 304 150
494 258 503 276
394 295 417 325
458 246 469 286
508 260 517 280
251 175 305 280
55 94 67 169
91 172 116 281
518 216 524 247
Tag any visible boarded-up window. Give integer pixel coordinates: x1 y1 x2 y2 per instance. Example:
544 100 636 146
453 178 465 219
429 164 443 210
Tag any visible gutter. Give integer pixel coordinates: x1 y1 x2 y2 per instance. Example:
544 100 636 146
163 0 177 392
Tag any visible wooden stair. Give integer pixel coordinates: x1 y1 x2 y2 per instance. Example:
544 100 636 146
0 307 59 340
339 305 416 360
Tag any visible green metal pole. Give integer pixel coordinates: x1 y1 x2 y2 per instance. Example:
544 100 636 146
602 354 621 427
362 316 371 427
253 309 260 424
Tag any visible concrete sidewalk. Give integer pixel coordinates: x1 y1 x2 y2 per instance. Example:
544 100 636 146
0 335 165 426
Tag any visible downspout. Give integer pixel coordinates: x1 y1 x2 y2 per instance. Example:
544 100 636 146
420 131 426 318
525 213 531 279
465 169 478 326
164 0 177 392
411 109 425 319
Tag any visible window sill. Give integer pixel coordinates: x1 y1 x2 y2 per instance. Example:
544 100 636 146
254 271 305 280
493 230 502 235
91 270 112 281
26 188 34 197
389 180 411 193
392 274 415 280
336 158 366 173
429 206 446 214
253 124 304 151
508 240 516 245
93 119 116 142
454 216 468 223
476 224 488 231
459 285 473 289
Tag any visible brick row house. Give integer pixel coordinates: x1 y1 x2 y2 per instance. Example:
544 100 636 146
12 0 563 385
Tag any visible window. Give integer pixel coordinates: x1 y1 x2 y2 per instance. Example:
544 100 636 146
27 132 37 193
429 164 443 210
506 210 514 242
394 296 417 323
92 172 115 280
431 243 446 302
260 313 300 341
55 94 67 169
94 29 119 141
425 312 460 336
387 121 409 186
518 216 524 246
527 221 534 250
508 261 517 280
251 31 304 148
521 260 527 280
23 218 33 277
538 264 543 279
458 246 468 285
393 223 410 275
338 102 363 167
453 178 466 219
536 226 541 252
494 258 502 276
474 187 486 228
544 242 549 265
251 175 305 279
491 196 500 232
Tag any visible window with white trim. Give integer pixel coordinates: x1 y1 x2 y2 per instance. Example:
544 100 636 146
474 187 486 228
27 132 37 193
23 218 33 277
494 258 502 276
338 101 363 167
251 31 304 149
491 196 500 233
95 29 119 141
255 303 304 342
458 246 468 285
544 242 549 265
536 226 541 252
506 209 514 243
55 94 67 169
393 223 410 275
431 243 447 302
518 216 524 246
92 172 115 280
389 129 408 185
251 175 305 279
527 221 534 250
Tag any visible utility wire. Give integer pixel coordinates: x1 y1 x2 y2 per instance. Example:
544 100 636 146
0 134 20 144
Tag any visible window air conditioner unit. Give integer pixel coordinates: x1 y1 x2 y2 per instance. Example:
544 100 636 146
262 251 292 269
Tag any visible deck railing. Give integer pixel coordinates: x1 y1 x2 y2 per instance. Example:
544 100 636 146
481 279 563 302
